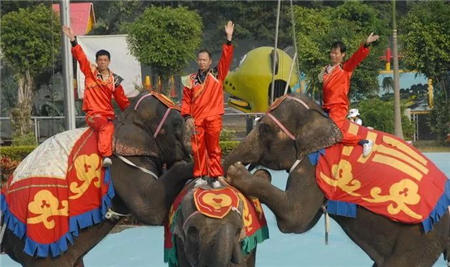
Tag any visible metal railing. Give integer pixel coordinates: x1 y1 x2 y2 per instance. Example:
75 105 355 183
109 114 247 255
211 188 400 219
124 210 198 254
0 113 264 145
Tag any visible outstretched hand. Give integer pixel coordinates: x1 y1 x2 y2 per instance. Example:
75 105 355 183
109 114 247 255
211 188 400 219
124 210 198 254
225 21 234 41
62 26 75 41
366 32 379 45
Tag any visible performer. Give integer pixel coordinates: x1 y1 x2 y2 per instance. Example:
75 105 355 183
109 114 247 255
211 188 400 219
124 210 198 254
181 21 234 187
319 33 379 157
62 26 130 167
348 108 363 125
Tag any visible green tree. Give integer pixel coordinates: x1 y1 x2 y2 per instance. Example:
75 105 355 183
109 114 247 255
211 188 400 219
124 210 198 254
1 4 60 136
358 97 414 139
127 6 202 95
294 2 389 101
400 1 450 142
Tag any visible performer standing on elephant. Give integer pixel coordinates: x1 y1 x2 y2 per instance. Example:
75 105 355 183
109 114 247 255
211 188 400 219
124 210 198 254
62 26 130 167
318 33 379 157
181 21 234 186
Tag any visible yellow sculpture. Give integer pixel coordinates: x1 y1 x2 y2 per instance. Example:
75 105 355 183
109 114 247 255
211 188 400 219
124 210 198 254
224 47 299 112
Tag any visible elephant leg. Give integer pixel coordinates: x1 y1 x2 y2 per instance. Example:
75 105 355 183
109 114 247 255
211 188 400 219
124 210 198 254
244 250 256 267
336 208 449 267
227 161 325 233
379 220 447 267
3 220 116 267
74 257 84 267
175 236 192 267
113 160 194 225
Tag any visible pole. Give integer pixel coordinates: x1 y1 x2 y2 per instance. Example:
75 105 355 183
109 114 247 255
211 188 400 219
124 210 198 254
392 0 403 138
61 0 76 130
284 52 297 95
290 0 300 82
270 0 281 105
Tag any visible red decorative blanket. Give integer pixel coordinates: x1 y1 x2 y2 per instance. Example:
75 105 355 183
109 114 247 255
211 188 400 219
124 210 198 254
164 182 269 266
316 121 448 226
1 128 114 257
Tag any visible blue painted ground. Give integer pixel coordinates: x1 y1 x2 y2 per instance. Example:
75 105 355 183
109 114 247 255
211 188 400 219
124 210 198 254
2 153 449 266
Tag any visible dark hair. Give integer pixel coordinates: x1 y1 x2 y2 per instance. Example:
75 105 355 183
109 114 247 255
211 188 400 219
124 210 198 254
197 49 212 59
330 41 346 53
96 49 111 60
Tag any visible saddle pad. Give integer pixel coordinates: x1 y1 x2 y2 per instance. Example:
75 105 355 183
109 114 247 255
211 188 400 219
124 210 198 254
164 182 269 266
151 91 181 111
315 121 449 231
1 128 114 257
193 187 239 219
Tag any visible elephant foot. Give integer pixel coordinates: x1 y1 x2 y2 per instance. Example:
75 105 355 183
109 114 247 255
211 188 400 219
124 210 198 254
226 162 256 195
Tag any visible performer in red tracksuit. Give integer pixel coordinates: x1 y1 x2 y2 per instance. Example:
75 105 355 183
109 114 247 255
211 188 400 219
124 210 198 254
62 26 130 167
181 21 234 184
319 33 379 157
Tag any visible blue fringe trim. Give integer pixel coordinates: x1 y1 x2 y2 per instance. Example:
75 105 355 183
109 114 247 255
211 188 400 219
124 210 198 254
0 167 115 258
326 200 357 218
422 179 450 232
307 149 325 166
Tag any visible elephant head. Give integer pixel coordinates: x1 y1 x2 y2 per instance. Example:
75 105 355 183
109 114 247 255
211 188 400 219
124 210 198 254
172 182 253 267
224 94 342 172
114 92 192 168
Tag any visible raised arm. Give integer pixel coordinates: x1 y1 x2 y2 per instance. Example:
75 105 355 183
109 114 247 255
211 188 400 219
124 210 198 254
343 32 379 72
62 26 94 78
217 21 235 81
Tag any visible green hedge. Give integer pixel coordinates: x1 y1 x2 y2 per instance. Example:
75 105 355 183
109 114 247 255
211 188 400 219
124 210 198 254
0 141 241 162
220 141 240 156
0 145 37 161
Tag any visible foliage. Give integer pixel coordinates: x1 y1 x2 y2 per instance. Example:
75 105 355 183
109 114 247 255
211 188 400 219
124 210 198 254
400 1 450 86
428 84 450 144
220 141 240 156
220 129 237 142
0 4 60 76
127 6 203 77
0 145 36 161
1 4 61 136
0 156 20 182
12 133 37 146
0 65 18 116
400 1 450 143
358 98 414 139
293 2 389 101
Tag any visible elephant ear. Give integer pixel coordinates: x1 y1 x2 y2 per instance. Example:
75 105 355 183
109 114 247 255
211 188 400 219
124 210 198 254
295 109 342 157
114 112 160 157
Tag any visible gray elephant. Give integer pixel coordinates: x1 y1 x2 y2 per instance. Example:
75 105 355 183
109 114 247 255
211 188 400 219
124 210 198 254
165 173 270 267
1 92 194 267
224 94 450 267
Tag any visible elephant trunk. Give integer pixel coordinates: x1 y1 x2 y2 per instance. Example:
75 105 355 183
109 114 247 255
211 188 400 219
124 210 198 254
223 128 261 175
199 223 238 267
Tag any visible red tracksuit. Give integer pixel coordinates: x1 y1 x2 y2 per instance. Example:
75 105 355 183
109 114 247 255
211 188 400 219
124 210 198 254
72 44 130 157
181 43 234 177
322 45 370 145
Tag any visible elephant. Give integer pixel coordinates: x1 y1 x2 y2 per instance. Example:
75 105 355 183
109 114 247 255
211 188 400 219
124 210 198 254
168 172 270 267
223 94 450 267
1 92 194 267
